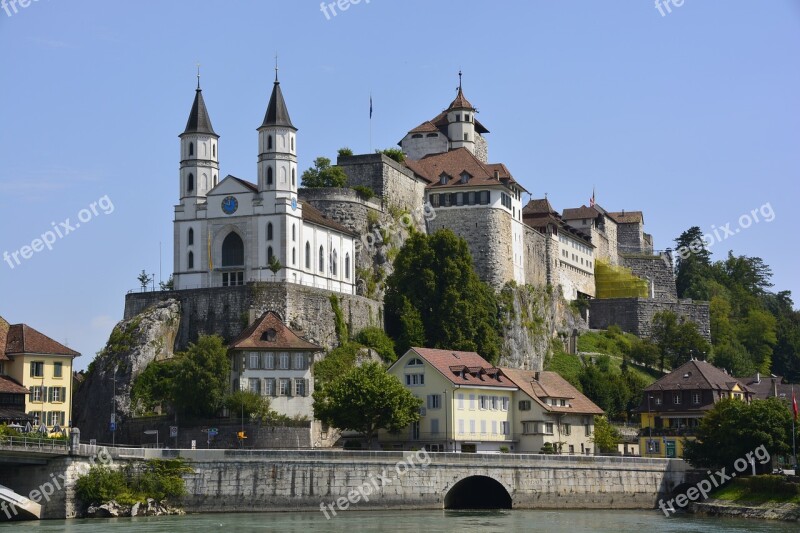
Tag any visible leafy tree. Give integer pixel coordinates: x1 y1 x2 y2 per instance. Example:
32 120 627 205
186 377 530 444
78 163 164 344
712 340 757 377
313 361 422 446
301 156 348 188
159 275 174 291
268 254 283 280
338 147 354 158
224 390 273 424
377 147 405 163
385 230 502 363
172 335 230 417
354 327 397 363
710 295 736 347
650 311 710 370
313 343 361 388
591 416 620 453
674 227 712 299
766 292 800 382
627 337 660 369
131 359 178 415
736 308 777 374
684 398 796 474
137 270 153 292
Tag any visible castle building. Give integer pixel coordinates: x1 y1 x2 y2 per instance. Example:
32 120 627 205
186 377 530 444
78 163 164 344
400 79 528 289
562 204 619 266
173 73 356 294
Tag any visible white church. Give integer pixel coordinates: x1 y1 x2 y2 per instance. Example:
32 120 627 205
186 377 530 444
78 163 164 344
172 73 356 294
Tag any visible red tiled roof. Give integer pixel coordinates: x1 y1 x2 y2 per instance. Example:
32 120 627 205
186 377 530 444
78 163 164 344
4 323 80 357
301 201 356 236
405 347 517 389
503 368 604 415
405 148 527 192
448 87 475 111
644 360 754 394
229 311 322 351
408 121 440 134
0 375 29 394
523 198 556 216
608 211 644 224
0 316 9 361
562 205 603 220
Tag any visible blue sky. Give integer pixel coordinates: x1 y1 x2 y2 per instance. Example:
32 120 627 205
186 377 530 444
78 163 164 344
1 1 798 370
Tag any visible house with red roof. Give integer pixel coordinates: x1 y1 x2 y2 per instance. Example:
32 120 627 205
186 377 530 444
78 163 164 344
0 315 80 431
383 347 519 453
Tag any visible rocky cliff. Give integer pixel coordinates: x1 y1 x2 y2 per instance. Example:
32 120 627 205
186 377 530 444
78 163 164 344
72 300 180 442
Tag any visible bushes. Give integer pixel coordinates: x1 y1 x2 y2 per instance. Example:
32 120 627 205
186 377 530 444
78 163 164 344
354 327 397 363
75 460 193 506
75 466 132 505
352 185 375 200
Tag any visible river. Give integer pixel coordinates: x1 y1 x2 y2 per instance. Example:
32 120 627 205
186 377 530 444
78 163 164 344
1 510 795 532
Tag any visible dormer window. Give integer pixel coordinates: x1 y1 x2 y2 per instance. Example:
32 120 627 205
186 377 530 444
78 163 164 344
411 133 423 139
406 358 424 367
261 328 277 342
439 174 449 185
460 172 471 184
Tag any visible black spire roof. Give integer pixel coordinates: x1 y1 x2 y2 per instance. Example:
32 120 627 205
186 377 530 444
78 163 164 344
260 77 295 130
183 87 217 136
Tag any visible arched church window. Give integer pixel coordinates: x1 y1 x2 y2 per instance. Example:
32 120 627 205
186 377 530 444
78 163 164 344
268 135 273 150
292 247 296 265
188 228 194 246
267 223 273 241
187 173 194 193
345 253 350 279
221 232 244 266
331 249 338 276
292 224 296 242
213 144 216 157
267 246 274 262
305 241 311 269
267 167 273 186
189 142 194 156
292 169 296 187
318 246 324 273
188 251 194 270
213 174 217 187
291 136 294 151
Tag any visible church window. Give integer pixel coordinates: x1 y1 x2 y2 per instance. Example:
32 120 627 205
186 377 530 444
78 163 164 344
267 167 273 186
187 251 194 270
331 249 338 276
280 167 287 184
189 142 194 156
213 174 217 186
267 223 274 241
292 247 296 265
188 228 194 246
319 246 324 273
305 241 311 269
345 253 350 279
291 136 295 151
268 135 273 150
213 144 216 157
221 232 244 267
267 246 274 262
292 224 296 242
292 168 296 187
187 173 194 193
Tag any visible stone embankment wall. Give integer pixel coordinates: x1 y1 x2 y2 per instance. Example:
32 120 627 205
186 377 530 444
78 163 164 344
7 449 690 519
621 253 677 302
337 153 427 215
589 298 711 341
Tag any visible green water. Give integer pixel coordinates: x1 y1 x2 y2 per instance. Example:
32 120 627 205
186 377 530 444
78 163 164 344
2 510 795 532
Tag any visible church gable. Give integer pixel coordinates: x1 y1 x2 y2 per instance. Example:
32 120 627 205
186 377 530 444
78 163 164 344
207 175 258 196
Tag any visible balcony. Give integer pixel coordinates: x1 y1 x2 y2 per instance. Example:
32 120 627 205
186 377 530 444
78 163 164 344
639 427 698 438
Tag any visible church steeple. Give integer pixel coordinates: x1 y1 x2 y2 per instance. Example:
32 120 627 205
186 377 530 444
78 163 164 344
179 72 219 201
447 70 477 154
257 66 298 195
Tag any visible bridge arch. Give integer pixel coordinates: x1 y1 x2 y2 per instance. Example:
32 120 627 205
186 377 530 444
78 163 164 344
444 475 512 510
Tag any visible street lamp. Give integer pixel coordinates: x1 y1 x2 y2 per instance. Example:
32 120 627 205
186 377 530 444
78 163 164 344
144 429 159 449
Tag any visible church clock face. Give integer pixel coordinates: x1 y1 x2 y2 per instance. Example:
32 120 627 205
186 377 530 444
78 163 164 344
221 196 238 215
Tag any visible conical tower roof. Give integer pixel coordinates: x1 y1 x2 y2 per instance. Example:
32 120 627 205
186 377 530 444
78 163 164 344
183 87 217 136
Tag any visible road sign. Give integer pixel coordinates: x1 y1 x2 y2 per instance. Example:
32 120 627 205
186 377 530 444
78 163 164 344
191 440 196 450
170 426 178 438
110 413 116 424
110 422 116 432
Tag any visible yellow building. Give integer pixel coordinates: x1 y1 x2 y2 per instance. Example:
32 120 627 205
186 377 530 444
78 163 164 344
0 316 80 432
637 359 753 458
383 347 518 453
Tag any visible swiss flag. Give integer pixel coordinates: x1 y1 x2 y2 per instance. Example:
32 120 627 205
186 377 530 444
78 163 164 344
793 388 798 422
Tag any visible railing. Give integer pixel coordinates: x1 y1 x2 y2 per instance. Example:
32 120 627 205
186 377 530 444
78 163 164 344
639 427 698 437
0 435 69 453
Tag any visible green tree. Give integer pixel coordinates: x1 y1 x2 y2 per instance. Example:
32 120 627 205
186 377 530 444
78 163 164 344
385 230 502 363
684 398 796 474
591 416 620 453
131 359 179 415
736 308 777 375
313 361 422 446
712 340 757 377
338 147 354 158
172 335 231 417
354 327 397 363
301 156 348 188
650 311 710 370
674 227 712 299
137 270 153 292
267 254 283 280
377 147 405 163
627 337 660 369
224 390 274 424
313 343 361 388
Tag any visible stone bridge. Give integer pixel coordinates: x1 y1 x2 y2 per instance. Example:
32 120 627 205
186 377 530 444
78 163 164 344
0 447 691 519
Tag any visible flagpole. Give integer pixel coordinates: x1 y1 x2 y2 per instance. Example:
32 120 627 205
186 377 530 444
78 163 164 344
793 385 797 472
369 92 373 152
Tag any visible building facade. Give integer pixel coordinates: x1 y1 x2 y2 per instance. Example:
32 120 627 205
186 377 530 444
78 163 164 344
173 75 356 295
0 316 79 432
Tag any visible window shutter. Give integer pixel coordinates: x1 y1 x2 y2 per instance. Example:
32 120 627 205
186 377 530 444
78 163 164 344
62 387 67 401
43 386 49 402
304 379 309 397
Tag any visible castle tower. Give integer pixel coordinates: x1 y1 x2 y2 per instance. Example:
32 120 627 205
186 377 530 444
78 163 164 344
179 76 219 201
257 70 298 199
447 71 477 155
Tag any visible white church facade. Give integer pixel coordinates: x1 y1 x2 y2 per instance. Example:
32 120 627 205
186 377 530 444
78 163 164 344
172 74 356 294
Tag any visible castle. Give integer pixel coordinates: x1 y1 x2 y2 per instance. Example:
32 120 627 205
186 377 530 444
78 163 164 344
125 70 709 358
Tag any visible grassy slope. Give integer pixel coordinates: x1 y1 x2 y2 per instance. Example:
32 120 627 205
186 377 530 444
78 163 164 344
712 477 800 505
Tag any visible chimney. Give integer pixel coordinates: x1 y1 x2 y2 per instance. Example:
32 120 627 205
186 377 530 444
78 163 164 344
756 372 760 384
494 170 500 180
773 378 778 398
533 371 540 381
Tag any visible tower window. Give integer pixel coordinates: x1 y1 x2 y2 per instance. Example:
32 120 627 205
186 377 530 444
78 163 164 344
213 144 216 157
305 241 311 269
292 224 296 242
187 173 194 193
213 174 217 187
267 246 274 262
187 251 194 270
464 133 469 141
221 232 244 267
455 114 460 121
292 168 296 187
188 228 194 246
189 142 194 156
267 222 274 241
291 136 294 151
465 114 470 121
331 249 338 276
268 135 273 150
319 246 324 273
292 247 296 265
345 253 350 279
267 167 273 186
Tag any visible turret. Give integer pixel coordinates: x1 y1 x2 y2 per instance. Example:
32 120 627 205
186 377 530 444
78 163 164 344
179 75 219 201
257 70 298 197
447 71 477 154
